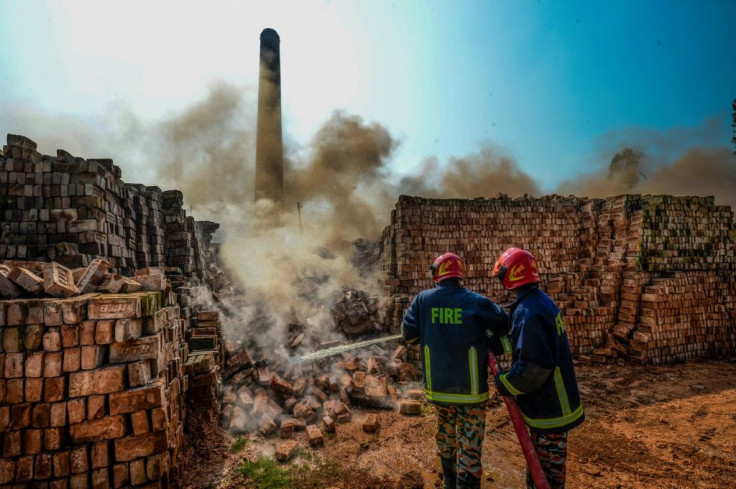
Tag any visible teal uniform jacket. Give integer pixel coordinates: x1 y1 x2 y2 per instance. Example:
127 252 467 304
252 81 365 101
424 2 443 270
402 279 509 405
495 285 585 433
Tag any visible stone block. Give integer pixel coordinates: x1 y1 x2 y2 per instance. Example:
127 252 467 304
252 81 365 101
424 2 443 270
43 262 80 298
88 296 142 320
68 365 125 397
69 415 127 443
114 431 168 462
109 381 165 415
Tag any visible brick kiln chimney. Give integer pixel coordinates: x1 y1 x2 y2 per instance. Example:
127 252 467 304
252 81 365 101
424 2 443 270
255 28 284 209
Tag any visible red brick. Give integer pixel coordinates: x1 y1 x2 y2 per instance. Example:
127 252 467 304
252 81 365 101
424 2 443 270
6 300 27 326
3 429 22 457
88 296 142 320
127 360 151 387
35 451 53 479
67 398 86 424
42 328 62 351
51 478 70 489
0 458 15 484
2 326 22 352
0 406 10 431
15 454 34 481
61 324 80 347
87 395 106 420
306 424 324 447
44 427 64 451
61 295 93 325
151 408 168 432
114 317 142 342
26 300 46 325
132 273 166 292
4 352 24 377
8 267 44 295
24 428 43 454
79 320 96 345
43 262 80 298
131 410 150 435
259 413 277 436
69 415 127 443
75 259 110 294
25 351 44 377
24 323 44 350
50 401 67 427
91 440 110 468
44 376 66 402
11 403 32 429
6 378 25 403
43 351 62 377
95 320 114 344
70 473 88 488
398 400 422 415
146 452 168 480
63 347 81 372
70 445 89 474
109 381 164 415
43 300 63 326
114 431 168 462
68 365 125 397
275 440 299 461
81 345 103 370
91 467 110 489
129 459 146 485
31 403 51 428
97 273 125 293
0 379 4 404
53 450 71 477
112 463 129 488
25 377 44 402
108 333 161 363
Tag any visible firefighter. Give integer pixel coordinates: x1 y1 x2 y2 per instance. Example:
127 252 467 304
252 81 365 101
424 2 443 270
492 247 585 489
402 252 509 489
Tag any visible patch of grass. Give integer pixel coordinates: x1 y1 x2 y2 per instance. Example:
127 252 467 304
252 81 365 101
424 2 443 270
230 437 248 454
239 456 293 489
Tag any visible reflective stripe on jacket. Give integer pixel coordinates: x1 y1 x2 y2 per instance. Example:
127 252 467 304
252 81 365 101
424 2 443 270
402 280 509 405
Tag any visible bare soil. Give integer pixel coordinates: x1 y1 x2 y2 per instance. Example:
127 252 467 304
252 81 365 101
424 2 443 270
177 358 736 488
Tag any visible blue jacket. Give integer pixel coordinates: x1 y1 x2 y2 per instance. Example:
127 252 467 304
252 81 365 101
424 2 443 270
402 280 509 405
495 285 585 433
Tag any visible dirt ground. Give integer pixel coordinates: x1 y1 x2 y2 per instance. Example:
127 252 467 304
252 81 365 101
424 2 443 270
176 358 736 489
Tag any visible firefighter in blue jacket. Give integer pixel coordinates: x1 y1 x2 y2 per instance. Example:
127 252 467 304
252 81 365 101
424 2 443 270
492 247 585 489
402 252 509 489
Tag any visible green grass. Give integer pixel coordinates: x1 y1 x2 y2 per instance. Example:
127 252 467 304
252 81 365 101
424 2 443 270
239 456 293 489
230 437 248 454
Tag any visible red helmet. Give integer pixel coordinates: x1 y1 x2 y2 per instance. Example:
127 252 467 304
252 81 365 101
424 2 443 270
430 252 465 283
493 247 540 290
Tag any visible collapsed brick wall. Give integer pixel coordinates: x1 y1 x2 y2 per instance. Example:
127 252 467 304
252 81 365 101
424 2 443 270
381 194 736 365
0 135 218 282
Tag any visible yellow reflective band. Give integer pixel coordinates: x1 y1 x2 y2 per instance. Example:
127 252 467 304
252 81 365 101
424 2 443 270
424 345 432 392
500 372 525 396
469 347 479 395
425 390 490 404
554 367 571 415
501 336 512 354
522 404 584 430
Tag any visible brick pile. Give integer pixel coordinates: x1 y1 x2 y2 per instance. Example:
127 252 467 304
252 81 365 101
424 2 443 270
0 287 190 487
0 134 218 284
381 194 736 365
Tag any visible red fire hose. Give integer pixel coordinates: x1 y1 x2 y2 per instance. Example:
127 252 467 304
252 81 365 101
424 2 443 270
488 351 551 489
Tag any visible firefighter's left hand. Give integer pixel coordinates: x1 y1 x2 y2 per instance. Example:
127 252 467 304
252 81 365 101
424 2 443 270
494 370 513 397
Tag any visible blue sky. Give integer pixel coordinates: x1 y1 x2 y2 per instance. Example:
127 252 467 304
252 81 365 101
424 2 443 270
1 0 734 195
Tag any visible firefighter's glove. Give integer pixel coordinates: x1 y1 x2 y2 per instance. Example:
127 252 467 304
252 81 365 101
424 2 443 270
494 371 514 397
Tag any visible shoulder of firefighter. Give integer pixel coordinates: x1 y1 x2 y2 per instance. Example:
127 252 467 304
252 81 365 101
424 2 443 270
401 282 510 405
494 288 585 433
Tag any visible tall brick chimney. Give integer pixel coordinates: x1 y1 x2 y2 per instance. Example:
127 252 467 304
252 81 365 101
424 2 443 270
255 28 284 209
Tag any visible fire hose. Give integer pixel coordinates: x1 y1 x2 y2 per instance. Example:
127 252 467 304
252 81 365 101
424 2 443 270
488 351 551 489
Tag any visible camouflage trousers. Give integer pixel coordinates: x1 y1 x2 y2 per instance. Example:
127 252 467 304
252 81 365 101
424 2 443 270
526 431 568 489
434 403 487 479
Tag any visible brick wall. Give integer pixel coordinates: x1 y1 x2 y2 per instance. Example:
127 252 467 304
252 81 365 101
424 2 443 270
0 291 188 487
381 194 736 364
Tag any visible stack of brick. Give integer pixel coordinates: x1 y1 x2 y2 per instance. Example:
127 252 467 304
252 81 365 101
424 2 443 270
381 194 736 365
0 289 188 488
0 134 219 288
161 191 195 276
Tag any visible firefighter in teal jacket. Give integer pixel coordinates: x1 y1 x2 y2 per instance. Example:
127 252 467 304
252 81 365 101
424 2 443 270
402 252 509 489
492 247 585 489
